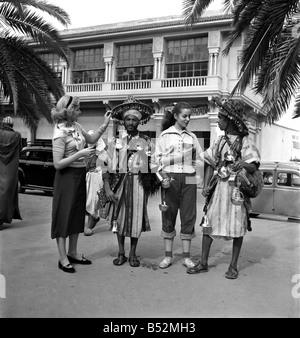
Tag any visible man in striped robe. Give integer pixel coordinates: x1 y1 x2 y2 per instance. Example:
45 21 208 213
103 96 159 267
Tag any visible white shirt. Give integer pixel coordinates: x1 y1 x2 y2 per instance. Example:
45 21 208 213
155 126 203 173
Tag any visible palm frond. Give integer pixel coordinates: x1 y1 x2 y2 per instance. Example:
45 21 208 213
0 0 68 130
22 0 71 26
255 26 300 95
1 3 70 62
222 0 235 14
257 37 300 124
292 93 300 119
0 37 18 108
223 0 264 55
230 24 272 95
182 0 213 26
228 1 300 110
0 0 25 18
0 0 70 25
261 94 295 124
1 33 64 128
182 0 300 122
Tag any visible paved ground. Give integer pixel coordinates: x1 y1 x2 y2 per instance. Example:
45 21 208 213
0 190 299 318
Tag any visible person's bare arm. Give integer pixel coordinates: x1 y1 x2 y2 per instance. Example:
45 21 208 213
202 163 214 197
53 138 95 170
232 160 257 174
82 111 111 144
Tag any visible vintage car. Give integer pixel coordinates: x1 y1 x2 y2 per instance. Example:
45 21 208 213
18 143 55 195
250 161 300 221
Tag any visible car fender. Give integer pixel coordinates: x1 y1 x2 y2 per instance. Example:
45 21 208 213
18 167 25 182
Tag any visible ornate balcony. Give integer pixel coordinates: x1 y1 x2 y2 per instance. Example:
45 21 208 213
64 76 224 101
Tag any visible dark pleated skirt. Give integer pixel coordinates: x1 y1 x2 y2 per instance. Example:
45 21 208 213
51 166 86 239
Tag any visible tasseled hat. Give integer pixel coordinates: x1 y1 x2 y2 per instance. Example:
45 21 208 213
111 96 153 125
211 96 249 135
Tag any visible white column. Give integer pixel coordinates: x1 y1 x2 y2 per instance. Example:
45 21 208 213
108 62 111 82
153 52 164 79
152 36 164 79
209 54 213 75
208 47 220 76
157 57 162 79
104 57 114 82
153 57 158 79
213 53 217 75
61 66 66 85
105 63 109 82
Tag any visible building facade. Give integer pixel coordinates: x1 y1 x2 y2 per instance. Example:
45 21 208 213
1 11 276 155
259 123 300 162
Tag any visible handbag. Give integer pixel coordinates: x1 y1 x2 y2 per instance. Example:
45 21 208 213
223 135 263 199
237 169 264 198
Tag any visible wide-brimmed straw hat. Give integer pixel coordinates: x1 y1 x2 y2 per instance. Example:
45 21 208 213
211 96 248 135
111 96 153 125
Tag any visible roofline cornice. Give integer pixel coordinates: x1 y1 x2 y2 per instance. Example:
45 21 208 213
60 14 233 41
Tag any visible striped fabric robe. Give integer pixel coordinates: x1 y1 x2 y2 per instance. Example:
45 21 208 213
203 134 261 239
103 132 154 238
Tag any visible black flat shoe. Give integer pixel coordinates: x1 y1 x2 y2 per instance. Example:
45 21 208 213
58 261 75 273
67 255 92 265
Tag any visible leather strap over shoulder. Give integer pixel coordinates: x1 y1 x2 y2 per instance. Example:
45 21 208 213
224 135 243 159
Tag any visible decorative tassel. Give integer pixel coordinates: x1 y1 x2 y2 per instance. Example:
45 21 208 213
138 172 161 196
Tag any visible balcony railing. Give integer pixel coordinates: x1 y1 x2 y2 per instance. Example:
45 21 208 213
111 80 151 90
66 83 103 92
65 76 208 94
161 76 207 88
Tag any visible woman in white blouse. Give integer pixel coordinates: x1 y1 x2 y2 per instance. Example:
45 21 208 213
155 102 203 271
51 95 111 273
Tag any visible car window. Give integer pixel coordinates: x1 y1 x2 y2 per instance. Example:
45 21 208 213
45 151 53 162
276 172 299 187
292 173 300 187
277 172 287 186
263 171 273 185
28 151 45 162
20 151 29 160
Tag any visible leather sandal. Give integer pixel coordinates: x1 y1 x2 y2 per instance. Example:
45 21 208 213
129 255 140 267
113 253 128 266
186 261 208 274
225 265 238 279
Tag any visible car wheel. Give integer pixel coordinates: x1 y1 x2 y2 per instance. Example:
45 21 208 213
18 178 25 193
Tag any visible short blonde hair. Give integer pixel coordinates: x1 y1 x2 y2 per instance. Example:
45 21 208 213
51 95 80 123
